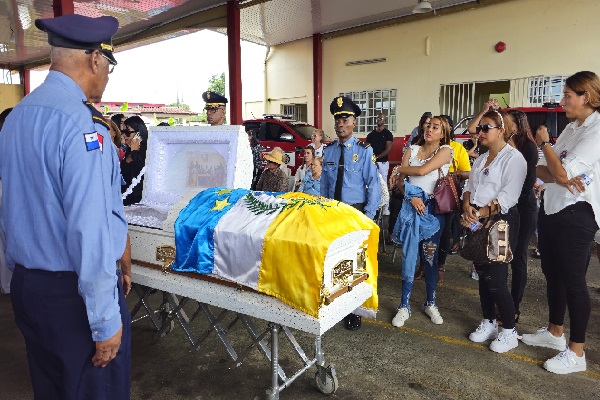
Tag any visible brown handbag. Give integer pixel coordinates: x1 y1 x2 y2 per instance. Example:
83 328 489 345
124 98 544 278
433 161 462 214
460 214 513 264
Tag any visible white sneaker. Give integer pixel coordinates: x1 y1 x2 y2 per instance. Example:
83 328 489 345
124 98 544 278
391 307 410 327
544 348 586 374
521 327 567 351
490 328 519 353
469 319 498 343
424 305 443 325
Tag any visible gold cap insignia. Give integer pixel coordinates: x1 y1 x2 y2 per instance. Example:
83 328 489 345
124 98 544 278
100 43 114 52
207 92 211 99
337 97 343 108
353 154 358 162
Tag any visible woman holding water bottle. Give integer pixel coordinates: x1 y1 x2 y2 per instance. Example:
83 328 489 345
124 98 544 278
460 109 526 353
521 71 600 375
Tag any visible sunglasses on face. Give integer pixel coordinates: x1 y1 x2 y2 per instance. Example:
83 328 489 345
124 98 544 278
476 124 500 134
122 129 135 137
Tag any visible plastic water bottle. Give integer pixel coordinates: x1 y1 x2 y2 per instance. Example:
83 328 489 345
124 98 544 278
565 173 594 200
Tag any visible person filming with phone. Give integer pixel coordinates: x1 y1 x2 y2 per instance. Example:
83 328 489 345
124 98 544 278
121 115 147 206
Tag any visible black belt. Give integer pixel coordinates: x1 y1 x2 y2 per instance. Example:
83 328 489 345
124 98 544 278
14 264 76 278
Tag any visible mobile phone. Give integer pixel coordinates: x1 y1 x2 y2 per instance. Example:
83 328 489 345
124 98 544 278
133 132 141 141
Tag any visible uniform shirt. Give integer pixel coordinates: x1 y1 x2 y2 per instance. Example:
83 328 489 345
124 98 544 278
448 140 471 173
465 144 527 213
366 128 394 162
0 71 128 341
538 111 600 227
299 171 321 196
321 136 382 219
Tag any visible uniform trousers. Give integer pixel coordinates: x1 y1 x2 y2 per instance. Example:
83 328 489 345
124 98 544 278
11 265 131 400
538 200 597 343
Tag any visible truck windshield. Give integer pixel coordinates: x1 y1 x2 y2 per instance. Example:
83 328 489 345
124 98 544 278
285 123 318 140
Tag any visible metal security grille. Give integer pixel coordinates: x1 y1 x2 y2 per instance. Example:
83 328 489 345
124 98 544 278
510 75 568 107
280 104 306 122
440 83 476 120
339 89 397 134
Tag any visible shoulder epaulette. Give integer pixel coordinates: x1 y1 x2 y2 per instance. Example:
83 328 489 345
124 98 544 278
357 141 371 149
83 101 110 130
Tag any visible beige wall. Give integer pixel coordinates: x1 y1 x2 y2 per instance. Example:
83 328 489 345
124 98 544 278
262 0 599 137
0 84 23 112
264 38 313 123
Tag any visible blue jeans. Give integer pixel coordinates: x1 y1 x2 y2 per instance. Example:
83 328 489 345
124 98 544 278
399 201 445 313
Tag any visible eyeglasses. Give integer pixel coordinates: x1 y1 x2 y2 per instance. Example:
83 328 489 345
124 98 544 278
85 50 116 74
476 124 500 134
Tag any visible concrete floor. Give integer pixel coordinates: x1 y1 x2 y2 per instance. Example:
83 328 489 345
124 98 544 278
1 237 600 399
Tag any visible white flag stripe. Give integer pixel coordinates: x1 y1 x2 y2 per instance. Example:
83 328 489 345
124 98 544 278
213 193 285 289
84 132 98 142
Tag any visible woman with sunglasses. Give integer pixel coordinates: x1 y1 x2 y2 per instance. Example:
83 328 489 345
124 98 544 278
120 116 148 206
461 109 526 353
309 129 326 157
505 110 538 324
521 71 600 374
391 116 452 327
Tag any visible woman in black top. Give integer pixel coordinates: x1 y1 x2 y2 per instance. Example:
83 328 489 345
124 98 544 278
121 116 148 206
507 110 539 322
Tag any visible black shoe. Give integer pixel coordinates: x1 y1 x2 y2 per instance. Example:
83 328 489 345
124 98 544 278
449 243 460 255
344 313 362 331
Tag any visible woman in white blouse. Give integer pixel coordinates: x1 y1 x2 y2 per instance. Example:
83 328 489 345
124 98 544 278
461 109 526 353
522 71 600 375
309 129 326 158
391 116 452 327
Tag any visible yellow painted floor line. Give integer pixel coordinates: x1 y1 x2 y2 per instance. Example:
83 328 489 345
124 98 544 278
363 318 600 379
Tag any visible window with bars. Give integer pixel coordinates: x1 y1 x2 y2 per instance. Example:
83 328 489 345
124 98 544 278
280 104 307 122
528 76 568 105
338 89 397 134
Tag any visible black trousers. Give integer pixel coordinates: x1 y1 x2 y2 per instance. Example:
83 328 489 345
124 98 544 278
538 201 597 343
388 191 403 236
511 189 538 313
437 211 460 266
474 206 520 330
11 265 131 400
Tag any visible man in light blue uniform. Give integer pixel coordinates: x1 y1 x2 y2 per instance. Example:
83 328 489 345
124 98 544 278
0 14 130 399
321 96 381 330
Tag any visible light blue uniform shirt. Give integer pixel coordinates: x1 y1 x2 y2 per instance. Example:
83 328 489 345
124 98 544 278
298 171 321 196
0 71 128 341
320 136 381 219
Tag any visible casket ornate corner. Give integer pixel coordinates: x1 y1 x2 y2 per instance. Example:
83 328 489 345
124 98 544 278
156 245 176 274
320 245 369 306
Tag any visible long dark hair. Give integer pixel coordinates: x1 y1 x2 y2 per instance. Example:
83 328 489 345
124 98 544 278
411 111 432 145
507 110 536 152
416 116 451 146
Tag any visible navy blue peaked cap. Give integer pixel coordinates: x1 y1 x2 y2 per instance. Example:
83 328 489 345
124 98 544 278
330 96 361 118
202 91 228 108
35 14 119 65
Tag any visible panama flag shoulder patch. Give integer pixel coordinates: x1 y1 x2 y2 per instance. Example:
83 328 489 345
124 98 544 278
84 132 100 152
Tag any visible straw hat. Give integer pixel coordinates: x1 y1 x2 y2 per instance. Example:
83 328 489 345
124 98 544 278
263 148 285 165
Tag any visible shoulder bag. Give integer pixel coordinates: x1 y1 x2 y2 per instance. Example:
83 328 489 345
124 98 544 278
433 159 462 214
460 213 513 264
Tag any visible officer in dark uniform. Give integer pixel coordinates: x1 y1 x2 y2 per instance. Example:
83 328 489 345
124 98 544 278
0 14 130 399
321 96 381 330
202 90 228 126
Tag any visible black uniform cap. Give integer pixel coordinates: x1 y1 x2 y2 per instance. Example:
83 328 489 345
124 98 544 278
202 91 228 109
35 14 119 65
330 96 361 119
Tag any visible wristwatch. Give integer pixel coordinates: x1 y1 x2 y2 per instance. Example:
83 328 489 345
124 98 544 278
539 141 551 150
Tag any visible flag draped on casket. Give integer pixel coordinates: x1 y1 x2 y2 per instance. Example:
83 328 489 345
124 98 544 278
172 187 379 318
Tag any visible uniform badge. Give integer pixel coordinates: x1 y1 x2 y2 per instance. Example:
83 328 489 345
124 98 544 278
84 132 100 152
371 154 376 164
483 168 490 176
337 97 343 107
207 92 211 99
353 154 358 162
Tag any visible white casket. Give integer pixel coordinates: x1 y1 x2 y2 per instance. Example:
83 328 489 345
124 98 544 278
127 125 378 323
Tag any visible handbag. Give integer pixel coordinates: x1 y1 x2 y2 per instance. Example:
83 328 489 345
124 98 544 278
433 160 462 214
460 213 513 264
